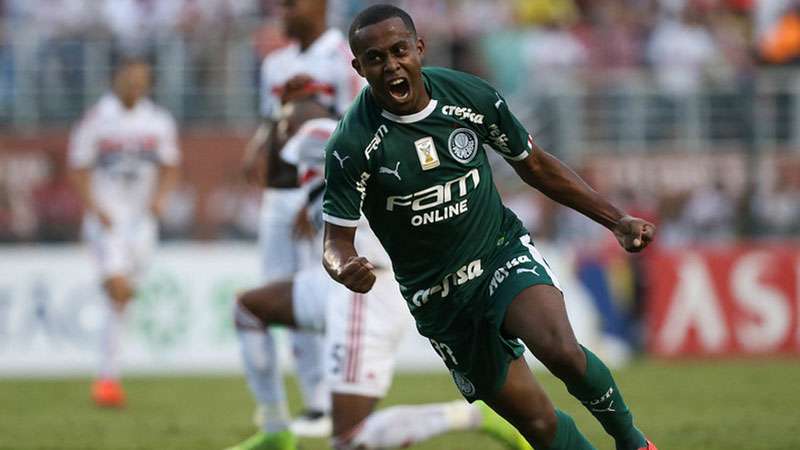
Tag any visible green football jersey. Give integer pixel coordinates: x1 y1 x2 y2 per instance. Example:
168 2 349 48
323 67 533 332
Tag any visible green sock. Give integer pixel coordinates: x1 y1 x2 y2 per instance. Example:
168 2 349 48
565 346 646 450
545 410 597 450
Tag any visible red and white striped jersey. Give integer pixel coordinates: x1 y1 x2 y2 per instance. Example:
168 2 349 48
68 94 180 222
259 28 365 121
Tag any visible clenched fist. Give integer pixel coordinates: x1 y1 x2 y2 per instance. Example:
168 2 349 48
338 256 376 293
612 216 656 253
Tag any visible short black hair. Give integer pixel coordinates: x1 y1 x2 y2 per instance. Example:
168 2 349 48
348 4 417 53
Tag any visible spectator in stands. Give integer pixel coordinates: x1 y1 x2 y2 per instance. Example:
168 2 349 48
102 0 182 57
647 4 720 95
681 178 738 243
520 8 587 153
753 160 800 236
759 0 800 64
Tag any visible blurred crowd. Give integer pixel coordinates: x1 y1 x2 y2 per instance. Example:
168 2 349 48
3 0 800 116
1 0 800 244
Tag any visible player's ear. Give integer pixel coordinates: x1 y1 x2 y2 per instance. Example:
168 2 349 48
351 57 364 77
416 36 425 59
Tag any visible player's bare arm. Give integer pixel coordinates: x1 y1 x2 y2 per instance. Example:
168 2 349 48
323 223 376 293
241 120 275 185
150 164 180 218
510 146 655 252
69 167 112 228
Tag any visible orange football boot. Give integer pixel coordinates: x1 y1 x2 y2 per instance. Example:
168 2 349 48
638 439 658 450
91 379 126 408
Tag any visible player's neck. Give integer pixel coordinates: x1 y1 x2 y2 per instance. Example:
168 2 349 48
298 24 326 51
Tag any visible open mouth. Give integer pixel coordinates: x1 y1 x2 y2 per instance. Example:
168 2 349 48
387 78 411 102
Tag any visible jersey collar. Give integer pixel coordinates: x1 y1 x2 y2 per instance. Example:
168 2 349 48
381 99 438 124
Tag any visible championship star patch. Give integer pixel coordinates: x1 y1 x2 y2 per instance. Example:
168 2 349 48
448 128 478 164
415 136 440 170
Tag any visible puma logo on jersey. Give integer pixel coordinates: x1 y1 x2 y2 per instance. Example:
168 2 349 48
332 150 350 168
379 161 401 180
494 92 504 109
516 266 540 276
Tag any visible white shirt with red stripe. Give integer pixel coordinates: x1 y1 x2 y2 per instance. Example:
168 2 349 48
280 116 391 269
259 28 366 120
68 94 180 223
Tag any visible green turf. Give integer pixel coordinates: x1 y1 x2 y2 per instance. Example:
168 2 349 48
2 359 799 449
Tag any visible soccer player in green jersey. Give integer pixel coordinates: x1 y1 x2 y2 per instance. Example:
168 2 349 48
322 5 658 450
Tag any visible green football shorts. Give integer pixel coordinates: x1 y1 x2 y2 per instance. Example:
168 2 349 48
425 234 561 402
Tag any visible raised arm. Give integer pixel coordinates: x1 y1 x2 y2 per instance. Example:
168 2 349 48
509 146 655 252
323 222 376 293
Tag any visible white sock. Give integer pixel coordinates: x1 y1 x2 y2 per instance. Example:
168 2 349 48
290 330 329 413
97 302 127 380
235 300 290 433
338 400 482 449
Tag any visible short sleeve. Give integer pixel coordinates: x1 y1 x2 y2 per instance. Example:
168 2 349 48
322 131 369 228
281 118 338 168
157 113 181 166
67 115 97 169
483 91 533 162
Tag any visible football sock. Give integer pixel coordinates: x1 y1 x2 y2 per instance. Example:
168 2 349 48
338 400 481 449
565 346 646 450
290 330 329 413
98 302 127 380
545 410 597 450
235 300 290 433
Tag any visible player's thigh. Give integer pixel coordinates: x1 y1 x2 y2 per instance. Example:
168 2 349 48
291 267 334 333
483 357 557 446
324 270 407 401
502 284 585 374
491 234 584 371
258 189 306 281
85 219 128 280
238 279 296 327
128 216 157 279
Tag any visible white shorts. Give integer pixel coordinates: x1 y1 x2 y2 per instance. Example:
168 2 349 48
83 214 157 280
292 267 412 398
259 188 313 282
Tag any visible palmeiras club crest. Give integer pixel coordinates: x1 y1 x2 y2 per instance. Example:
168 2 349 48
448 128 478 164
450 369 476 397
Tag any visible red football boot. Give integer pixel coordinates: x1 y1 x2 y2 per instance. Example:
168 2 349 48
638 439 658 450
91 379 126 408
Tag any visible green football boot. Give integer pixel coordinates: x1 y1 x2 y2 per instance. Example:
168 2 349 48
477 401 533 450
224 430 297 450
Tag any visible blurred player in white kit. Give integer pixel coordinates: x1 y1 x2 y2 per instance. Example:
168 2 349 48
239 0 364 436
227 99 531 450
68 59 180 407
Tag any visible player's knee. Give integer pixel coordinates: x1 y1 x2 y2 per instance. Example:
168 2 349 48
330 429 365 450
514 408 558 446
104 278 133 306
537 338 585 379
233 292 265 330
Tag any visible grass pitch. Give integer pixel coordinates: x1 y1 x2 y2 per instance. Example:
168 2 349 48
2 359 799 450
